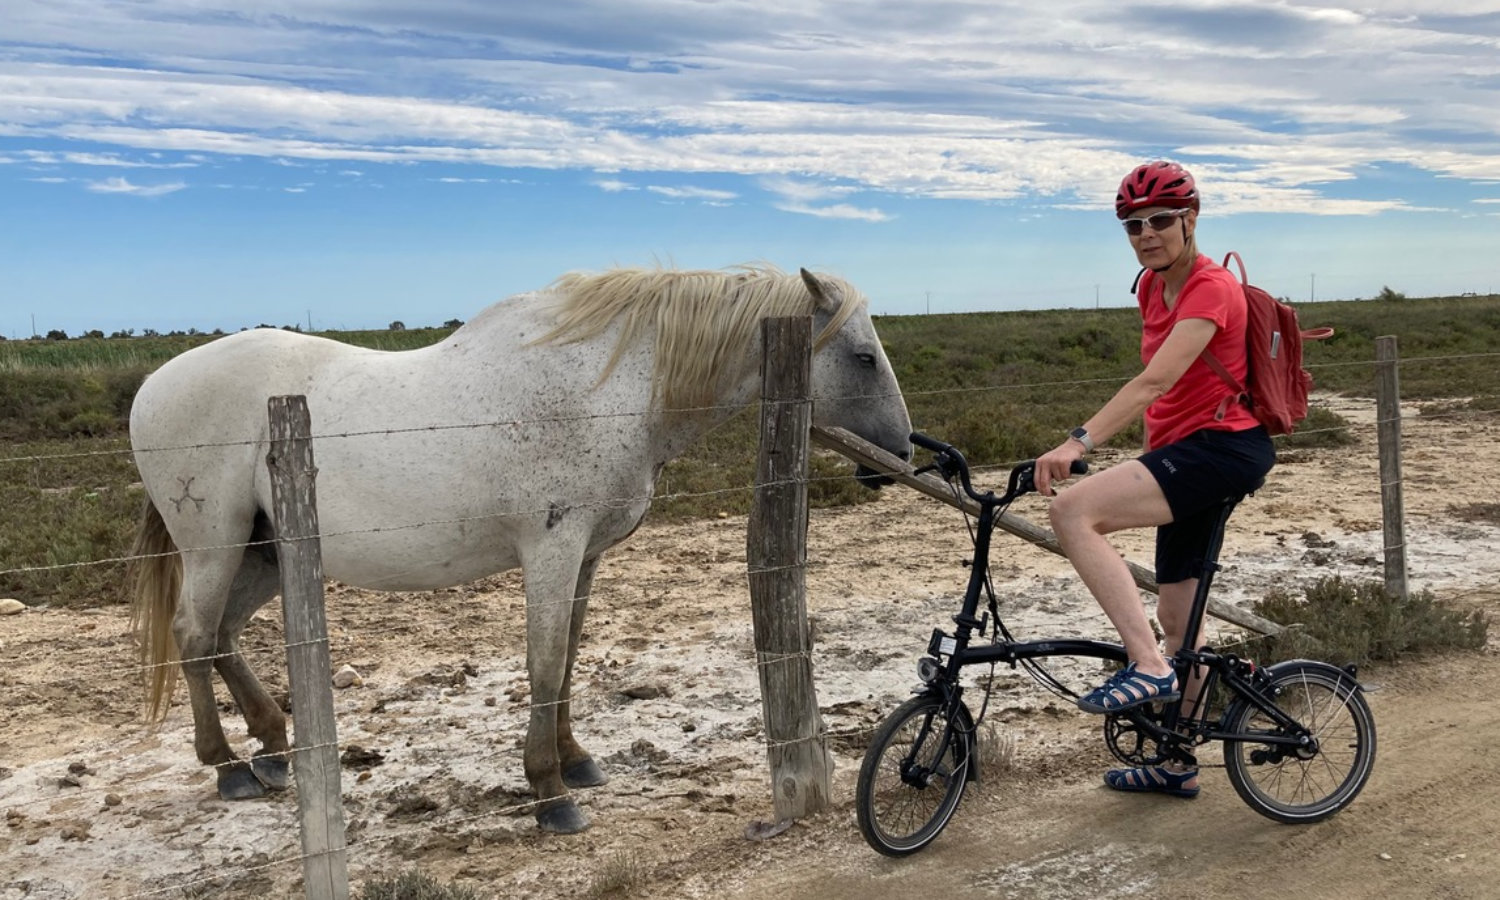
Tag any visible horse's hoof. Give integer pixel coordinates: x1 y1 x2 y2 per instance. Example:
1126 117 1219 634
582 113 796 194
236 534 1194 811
535 801 591 834
252 756 291 791
218 766 268 800
563 758 609 789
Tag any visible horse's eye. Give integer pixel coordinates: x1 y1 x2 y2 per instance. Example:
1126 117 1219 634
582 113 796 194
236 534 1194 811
856 352 877 368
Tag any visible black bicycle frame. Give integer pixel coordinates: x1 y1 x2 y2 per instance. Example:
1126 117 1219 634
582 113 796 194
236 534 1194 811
920 445 1305 751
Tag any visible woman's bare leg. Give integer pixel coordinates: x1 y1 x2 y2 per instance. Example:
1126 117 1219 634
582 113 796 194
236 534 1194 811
1155 578 1204 787
1048 460 1175 677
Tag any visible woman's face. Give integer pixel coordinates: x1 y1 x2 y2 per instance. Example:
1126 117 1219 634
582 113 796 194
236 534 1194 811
1125 205 1194 269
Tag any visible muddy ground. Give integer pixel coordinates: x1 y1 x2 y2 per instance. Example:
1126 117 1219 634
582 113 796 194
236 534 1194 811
2 396 1497 899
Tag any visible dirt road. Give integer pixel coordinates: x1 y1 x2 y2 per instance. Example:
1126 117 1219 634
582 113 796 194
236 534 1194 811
2 399 1497 898
703 650 1500 900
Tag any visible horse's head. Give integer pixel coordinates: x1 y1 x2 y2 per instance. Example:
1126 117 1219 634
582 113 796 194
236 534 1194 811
801 268 912 488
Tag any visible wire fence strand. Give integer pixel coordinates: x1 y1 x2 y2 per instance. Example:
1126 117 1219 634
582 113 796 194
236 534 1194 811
5 346 1500 897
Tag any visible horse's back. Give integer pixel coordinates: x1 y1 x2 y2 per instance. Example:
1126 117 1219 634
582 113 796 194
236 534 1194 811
128 300 659 586
132 329 372 454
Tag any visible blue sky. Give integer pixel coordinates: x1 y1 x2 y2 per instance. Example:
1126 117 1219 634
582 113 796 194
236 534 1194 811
3 1 1500 336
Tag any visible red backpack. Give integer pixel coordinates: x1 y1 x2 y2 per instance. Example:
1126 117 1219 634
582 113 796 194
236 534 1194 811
1201 252 1333 436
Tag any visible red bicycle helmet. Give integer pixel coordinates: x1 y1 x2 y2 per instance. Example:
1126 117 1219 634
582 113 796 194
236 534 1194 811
1115 160 1199 218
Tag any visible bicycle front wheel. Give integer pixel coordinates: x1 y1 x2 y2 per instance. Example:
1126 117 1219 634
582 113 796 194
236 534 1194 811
1223 660 1376 824
856 692 974 856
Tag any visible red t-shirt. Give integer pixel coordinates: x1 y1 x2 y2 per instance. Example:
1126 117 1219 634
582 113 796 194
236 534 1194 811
1137 254 1259 449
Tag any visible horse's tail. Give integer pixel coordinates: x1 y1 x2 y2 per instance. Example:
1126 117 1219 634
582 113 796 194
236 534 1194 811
127 496 182 722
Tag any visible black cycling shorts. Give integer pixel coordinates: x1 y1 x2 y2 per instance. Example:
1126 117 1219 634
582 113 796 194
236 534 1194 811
1139 426 1275 584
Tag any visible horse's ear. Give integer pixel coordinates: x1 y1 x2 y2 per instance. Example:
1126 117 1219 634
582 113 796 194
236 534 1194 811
800 268 840 313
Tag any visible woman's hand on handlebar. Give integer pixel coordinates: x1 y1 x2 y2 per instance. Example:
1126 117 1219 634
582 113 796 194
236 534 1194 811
1034 439 1088 497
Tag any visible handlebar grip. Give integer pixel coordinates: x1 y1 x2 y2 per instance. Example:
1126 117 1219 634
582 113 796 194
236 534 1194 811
1070 460 1090 475
910 432 950 453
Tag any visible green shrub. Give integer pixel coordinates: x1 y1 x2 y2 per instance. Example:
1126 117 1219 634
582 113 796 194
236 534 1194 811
357 869 481 900
5 295 1500 609
1274 405 1355 450
1249 575 1488 667
587 851 647 898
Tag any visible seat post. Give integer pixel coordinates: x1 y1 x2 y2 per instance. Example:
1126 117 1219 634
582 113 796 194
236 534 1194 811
1176 497 1242 656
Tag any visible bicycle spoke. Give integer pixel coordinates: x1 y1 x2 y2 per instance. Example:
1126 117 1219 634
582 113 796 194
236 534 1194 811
1224 663 1375 824
857 694 971 856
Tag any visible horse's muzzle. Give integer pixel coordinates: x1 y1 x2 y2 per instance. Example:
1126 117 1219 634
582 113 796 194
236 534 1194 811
854 464 895 489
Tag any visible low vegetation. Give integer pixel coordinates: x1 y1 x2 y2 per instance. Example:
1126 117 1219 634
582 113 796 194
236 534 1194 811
1249 576 1489 668
2 293 1498 611
356 869 481 900
587 851 648 898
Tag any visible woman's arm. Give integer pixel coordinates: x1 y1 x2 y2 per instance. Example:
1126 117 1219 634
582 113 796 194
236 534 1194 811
1034 316 1217 495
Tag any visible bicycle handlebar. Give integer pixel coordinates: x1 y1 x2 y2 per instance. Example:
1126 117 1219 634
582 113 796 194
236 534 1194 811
910 431 1087 505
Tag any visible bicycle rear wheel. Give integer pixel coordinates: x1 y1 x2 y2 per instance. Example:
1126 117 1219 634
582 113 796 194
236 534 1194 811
856 692 973 856
1223 660 1376 824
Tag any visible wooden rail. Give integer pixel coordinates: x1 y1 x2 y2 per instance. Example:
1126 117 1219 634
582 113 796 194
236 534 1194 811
811 425 1283 637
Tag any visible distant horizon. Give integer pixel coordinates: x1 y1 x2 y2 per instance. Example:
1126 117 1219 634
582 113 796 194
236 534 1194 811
9 286 1495 344
5 3 1499 338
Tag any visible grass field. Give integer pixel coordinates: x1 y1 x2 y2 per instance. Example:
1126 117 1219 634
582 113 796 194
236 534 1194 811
3 293 1498 607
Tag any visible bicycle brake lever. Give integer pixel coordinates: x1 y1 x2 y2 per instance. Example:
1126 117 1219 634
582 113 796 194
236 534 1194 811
1015 459 1089 496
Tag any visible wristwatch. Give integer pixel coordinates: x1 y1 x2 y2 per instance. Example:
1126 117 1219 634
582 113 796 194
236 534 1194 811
1068 426 1095 453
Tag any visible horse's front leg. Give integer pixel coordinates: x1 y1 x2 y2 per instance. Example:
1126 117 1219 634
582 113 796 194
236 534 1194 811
558 555 607 790
523 540 592 834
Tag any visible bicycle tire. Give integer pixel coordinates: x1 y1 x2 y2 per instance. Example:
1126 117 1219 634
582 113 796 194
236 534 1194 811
1222 660 1376 824
856 692 974 856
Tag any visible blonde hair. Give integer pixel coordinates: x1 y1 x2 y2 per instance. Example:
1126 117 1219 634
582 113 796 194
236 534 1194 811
534 264 863 410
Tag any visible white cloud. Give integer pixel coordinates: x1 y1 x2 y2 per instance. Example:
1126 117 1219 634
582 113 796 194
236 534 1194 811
760 176 856 204
85 176 186 196
22 150 199 168
646 185 737 201
1 1 1498 217
774 201 891 222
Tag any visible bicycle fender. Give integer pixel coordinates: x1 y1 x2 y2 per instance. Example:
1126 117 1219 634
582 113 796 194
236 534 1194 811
1264 658 1368 693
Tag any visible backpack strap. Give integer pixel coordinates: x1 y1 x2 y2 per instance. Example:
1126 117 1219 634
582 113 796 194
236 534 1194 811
1204 251 1252 421
1200 350 1245 421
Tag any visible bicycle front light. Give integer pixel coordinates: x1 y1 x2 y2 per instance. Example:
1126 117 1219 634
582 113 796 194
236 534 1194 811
917 656 942 684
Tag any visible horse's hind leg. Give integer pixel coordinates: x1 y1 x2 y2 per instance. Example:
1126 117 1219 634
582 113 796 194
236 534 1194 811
175 547 266 800
559 555 607 790
215 526 290 791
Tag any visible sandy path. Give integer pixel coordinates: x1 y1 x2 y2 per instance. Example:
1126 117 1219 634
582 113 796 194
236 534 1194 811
1 396 1496 898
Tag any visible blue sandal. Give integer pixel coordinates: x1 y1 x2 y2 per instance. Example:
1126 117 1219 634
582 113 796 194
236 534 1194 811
1104 764 1200 799
1077 663 1180 714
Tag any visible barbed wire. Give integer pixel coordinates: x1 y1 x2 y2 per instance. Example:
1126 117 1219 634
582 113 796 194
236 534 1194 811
7 344 1498 897
4 347 1499 468
10 566 1493 895
5 404 1498 583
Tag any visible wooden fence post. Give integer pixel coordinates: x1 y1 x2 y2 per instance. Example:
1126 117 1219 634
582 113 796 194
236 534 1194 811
266 395 350 900
747 317 832 822
1374 336 1409 601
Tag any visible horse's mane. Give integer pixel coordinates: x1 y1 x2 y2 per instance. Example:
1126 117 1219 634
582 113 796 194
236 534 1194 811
534 263 863 411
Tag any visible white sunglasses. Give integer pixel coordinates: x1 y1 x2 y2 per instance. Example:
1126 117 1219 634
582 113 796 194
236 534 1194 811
1121 208 1189 236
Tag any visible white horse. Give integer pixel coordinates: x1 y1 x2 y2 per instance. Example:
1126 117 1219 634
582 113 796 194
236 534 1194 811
128 264 911 833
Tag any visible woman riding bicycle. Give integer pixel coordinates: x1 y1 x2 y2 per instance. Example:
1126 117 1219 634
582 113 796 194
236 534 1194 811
1033 160 1275 799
